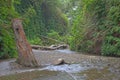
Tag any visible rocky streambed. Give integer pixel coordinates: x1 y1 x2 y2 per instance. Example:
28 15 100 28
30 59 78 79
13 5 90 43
0 49 120 80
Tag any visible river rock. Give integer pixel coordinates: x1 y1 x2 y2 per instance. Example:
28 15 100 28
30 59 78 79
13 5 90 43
54 58 65 65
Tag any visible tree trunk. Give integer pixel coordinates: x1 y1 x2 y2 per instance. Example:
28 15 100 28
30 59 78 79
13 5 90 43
12 19 39 67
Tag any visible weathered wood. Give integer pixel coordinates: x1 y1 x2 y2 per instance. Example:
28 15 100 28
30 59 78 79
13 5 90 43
53 58 69 65
31 44 68 50
12 19 39 67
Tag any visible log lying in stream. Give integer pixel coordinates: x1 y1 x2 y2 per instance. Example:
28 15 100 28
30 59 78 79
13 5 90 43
31 44 68 50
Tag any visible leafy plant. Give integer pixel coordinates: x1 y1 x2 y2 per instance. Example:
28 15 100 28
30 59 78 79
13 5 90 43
0 0 18 59
0 28 17 59
69 0 120 56
29 37 43 45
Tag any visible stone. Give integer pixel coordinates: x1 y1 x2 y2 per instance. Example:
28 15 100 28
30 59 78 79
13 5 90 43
54 58 65 65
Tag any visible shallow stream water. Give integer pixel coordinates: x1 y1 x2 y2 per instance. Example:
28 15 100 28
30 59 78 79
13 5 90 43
0 49 120 80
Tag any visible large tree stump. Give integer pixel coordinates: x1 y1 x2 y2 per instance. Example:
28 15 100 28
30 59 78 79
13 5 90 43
12 19 39 67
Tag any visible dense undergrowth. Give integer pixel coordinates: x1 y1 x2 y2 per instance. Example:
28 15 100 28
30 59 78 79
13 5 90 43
70 0 120 56
0 0 18 58
0 0 120 58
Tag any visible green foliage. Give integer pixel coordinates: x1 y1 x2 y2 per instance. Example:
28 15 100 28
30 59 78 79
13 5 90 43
15 0 68 41
1 0 120 58
69 15 85 51
0 0 18 59
0 28 17 59
45 30 61 45
29 37 43 45
47 30 61 40
100 1 120 56
101 37 120 56
69 0 120 56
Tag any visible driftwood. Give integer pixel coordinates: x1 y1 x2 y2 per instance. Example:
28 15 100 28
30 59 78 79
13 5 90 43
31 44 68 50
12 19 39 67
53 58 70 65
54 58 65 65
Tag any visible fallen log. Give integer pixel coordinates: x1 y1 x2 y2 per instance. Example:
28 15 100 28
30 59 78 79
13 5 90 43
31 44 68 50
31 45 55 50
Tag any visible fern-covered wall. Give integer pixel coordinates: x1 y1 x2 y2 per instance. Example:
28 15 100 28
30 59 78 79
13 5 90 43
0 0 69 58
1 0 120 58
15 0 68 40
0 0 18 58
70 0 120 56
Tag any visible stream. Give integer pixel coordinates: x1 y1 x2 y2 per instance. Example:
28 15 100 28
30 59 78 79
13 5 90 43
0 49 120 80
